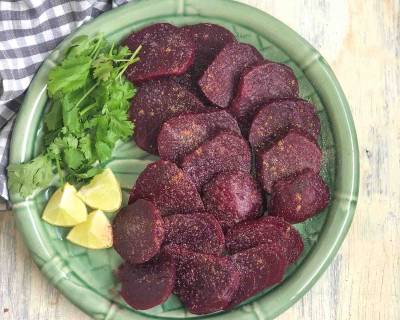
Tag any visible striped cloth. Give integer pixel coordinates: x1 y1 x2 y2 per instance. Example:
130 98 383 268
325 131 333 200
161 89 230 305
0 0 132 210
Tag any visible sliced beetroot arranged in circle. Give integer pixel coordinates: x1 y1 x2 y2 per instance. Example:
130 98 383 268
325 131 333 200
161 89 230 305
181 131 251 190
113 199 164 264
158 110 241 163
269 169 330 223
130 160 204 216
249 99 320 150
118 255 176 310
164 245 240 315
202 171 263 230
225 216 304 265
123 23 195 83
229 61 299 135
163 213 225 255
256 129 322 193
198 42 263 108
226 243 287 309
129 79 207 154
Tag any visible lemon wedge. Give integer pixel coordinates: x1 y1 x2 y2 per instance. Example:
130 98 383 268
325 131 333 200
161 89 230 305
67 210 113 249
42 183 87 227
78 168 122 212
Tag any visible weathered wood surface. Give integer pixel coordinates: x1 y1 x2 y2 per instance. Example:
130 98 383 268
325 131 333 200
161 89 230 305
1 0 399 319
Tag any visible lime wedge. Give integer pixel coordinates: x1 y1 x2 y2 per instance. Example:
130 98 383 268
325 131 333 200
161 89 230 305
42 183 87 226
67 210 113 249
78 168 122 212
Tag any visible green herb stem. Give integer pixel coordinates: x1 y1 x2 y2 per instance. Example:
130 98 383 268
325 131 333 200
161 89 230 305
91 35 104 60
55 157 64 186
109 42 115 56
80 103 97 116
75 83 99 108
131 44 143 58
117 57 140 80
115 45 142 79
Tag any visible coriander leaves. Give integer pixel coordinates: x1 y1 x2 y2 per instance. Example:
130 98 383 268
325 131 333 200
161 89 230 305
8 34 140 197
8 155 53 198
47 56 91 96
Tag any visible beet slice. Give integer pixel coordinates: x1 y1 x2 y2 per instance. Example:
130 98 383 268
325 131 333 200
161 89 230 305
249 100 292 148
129 79 207 154
225 216 304 265
226 244 286 309
249 99 320 150
164 245 240 315
176 23 236 86
123 23 195 83
181 131 251 190
175 24 236 92
158 110 241 163
113 199 164 264
118 255 176 310
229 61 299 135
163 213 225 255
256 129 322 193
198 42 263 108
290 101 320 140
269 169 330 223
181 23 236 75
202 171 263 230
172 72 201 98
130 160 204 216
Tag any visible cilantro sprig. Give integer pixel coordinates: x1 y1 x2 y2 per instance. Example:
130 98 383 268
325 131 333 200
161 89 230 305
8 35 141 197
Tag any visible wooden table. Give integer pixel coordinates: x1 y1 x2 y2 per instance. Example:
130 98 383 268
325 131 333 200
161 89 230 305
1 0 399 319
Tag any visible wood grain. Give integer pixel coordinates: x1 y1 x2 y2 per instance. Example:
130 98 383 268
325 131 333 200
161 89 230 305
1 0 399 319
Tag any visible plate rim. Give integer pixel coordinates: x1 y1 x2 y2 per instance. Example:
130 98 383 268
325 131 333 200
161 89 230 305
9 0 360 319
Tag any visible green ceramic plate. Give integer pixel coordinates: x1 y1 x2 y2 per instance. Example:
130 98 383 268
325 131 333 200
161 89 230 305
9 0 359 319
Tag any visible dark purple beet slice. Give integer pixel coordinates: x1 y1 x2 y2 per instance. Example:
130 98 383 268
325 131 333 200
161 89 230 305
226 243 286 309
175 23 236 93
290 101 320 140
181 23 236 74
269 169 330 223
158 110 241 163
202 171 263 230
113 199 164 264
225 216 304 265
164 245 240 315
229 61 299 135
256 129 322 193
249 99 320 150
118 255 176 310
129 79 207 154
172 72 201 97
198 42 263 108
174 24 236 97
249 100 292 147
123 23 195 83
181 131 251 190
130 160 204 216
163 213 225 255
